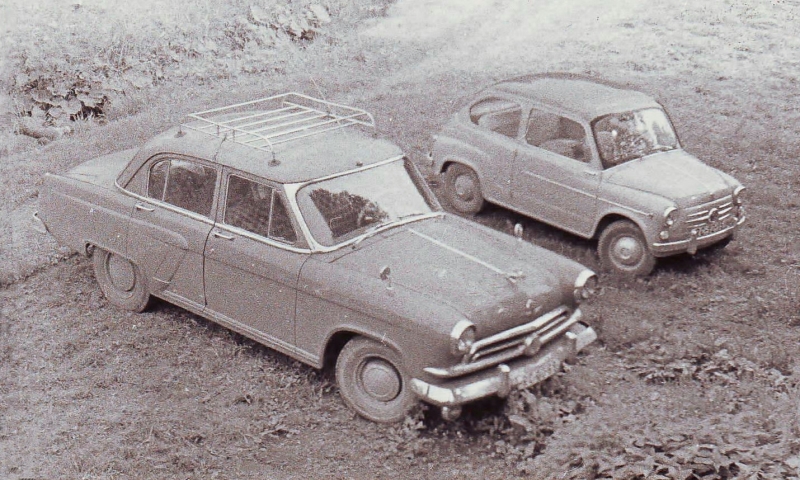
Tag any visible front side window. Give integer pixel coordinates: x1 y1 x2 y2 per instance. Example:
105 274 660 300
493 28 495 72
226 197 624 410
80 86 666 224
147 158 218 217
525 109 589 162
296 159 436 247
224 175 297 244
470 98 522 138
592 108 679 168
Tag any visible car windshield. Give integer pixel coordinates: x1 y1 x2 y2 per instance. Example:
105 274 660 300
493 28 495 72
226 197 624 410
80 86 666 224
296 159 437 247
592 108 679 168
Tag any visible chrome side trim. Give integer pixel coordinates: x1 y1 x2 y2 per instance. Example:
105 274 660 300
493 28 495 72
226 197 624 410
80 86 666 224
597 197 652 217
521 170 597 198
160 290 319 367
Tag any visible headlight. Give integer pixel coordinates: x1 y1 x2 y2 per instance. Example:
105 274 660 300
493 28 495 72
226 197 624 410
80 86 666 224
573 270 598 304
450 320 476 357
733 185 745 206
663 206 678 227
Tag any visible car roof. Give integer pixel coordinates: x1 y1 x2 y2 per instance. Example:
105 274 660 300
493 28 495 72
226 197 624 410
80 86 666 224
119 124 403 186
488 73 662 120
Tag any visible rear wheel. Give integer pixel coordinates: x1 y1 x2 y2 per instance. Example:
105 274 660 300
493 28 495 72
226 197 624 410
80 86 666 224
335 337 415 423
598 220 656 276
443 163 484 214
92 248 150 312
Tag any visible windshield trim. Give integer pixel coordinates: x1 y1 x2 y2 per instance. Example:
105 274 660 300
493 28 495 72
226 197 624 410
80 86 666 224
284 155 441 252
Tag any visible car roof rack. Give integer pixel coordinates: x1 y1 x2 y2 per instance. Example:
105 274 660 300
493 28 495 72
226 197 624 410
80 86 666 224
182 92 376 154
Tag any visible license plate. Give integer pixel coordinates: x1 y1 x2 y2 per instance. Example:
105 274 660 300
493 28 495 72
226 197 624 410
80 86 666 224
509 353 563 390
697 221 728 237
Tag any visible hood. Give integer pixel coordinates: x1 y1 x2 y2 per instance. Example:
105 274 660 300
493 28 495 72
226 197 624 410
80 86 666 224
330 217 576 336
604 149 734 204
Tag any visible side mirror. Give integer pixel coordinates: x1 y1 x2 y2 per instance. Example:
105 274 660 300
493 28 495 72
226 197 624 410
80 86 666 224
379 265 391 281
379 265 393 290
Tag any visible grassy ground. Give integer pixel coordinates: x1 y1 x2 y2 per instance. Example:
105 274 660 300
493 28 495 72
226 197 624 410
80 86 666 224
1 0 799 478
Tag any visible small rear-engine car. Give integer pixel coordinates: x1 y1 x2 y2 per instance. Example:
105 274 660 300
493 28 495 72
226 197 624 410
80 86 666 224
36 93 598 422
430 73 746 275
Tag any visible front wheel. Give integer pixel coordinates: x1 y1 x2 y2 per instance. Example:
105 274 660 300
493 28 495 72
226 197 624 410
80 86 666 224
443 163 484 214
597 220 656 276
92 248 150 312
335 337 415 423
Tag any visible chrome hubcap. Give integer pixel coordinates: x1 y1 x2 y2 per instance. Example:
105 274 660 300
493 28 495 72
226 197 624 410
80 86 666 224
107 254 135 292
612 236 644 266
453 175 475 200
360 358 401 402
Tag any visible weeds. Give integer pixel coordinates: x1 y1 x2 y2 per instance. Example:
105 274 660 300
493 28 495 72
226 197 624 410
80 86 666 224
1 0 367 133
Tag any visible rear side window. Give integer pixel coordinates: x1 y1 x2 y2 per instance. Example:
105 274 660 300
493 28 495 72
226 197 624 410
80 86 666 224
147 158 218 217
470 98 521 138
525 109 589 162
223 175 297 244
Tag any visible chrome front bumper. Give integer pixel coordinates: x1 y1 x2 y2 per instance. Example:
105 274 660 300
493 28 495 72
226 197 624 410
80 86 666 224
651 214 745 256
409 322 597 407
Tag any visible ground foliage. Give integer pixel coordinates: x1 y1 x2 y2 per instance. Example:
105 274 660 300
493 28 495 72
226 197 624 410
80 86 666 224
2 0 345 130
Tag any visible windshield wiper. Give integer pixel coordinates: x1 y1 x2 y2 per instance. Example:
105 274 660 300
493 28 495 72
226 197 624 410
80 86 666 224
397 212 441 222
351 212 441 249
351 223 386 249
650 145 674 153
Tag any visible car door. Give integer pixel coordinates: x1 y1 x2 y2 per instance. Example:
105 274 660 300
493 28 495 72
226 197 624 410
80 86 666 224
512 107 600 237
465 96 523 203
203 171 309 350
127 156 219 310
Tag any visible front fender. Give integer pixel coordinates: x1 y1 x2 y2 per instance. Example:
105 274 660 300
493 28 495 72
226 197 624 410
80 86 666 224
431 128 489 175
295 256 463 376
595 182 674 243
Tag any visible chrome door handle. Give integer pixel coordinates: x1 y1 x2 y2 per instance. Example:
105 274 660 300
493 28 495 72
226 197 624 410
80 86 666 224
212 230 235 240
135 203 155 212
583 170 599 177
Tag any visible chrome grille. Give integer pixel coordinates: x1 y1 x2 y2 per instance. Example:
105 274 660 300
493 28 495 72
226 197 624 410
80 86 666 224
684 195 734 229
425 306 578 378
469 306 572 362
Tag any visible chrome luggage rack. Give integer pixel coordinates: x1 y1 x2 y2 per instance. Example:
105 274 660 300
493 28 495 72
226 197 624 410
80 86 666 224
182 92 376 153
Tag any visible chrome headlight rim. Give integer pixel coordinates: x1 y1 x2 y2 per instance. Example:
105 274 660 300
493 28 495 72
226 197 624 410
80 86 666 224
733 185 745 206
449 319 476 357
573 269 598 304
663 206 678 227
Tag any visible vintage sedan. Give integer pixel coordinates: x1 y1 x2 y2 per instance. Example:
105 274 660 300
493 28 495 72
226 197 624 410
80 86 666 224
35 93 598 423
430 73 746 275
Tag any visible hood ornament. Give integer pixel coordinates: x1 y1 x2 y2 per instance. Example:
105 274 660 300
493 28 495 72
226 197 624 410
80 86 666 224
505 270 526 283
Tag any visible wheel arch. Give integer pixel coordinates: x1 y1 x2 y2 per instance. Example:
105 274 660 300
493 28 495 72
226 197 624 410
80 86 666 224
440 157 482 180
593 212 648 242
85 240 123 258
321 328 404 371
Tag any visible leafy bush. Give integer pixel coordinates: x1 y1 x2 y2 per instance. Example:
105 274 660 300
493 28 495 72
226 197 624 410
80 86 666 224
2 0 352 128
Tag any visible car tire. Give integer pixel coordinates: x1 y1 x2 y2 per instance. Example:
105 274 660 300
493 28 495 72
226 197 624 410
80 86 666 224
598 220 656 276
92 247 150 312
443 163 484 214
336 337 415 423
